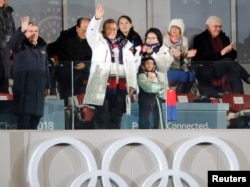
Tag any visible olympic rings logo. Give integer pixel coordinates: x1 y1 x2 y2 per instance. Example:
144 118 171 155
28 136 239 187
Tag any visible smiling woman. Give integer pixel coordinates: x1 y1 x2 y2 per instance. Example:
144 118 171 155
163 18 197 94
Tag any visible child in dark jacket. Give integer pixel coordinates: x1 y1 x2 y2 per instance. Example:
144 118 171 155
137 56 165 129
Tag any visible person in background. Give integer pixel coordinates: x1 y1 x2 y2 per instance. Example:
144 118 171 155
192 15 250 94
117 15 143 54
163 18 197 93
0 0 15 93
117 15 143 99
136 27 173 99
83 4 137 129
9 16 51 129
47 17 92 106
137 56 165 129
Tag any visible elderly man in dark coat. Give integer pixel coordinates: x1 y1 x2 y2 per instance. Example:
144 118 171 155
192 15 250 95
9 16 51 129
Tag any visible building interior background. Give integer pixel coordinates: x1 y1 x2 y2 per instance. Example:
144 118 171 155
8 0 250 94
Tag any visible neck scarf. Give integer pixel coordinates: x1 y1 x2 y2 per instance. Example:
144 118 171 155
169 35 183 62
210 36 223 53
145 43 161 53
170 34 183 47
106 37 124 64
106 37 127 95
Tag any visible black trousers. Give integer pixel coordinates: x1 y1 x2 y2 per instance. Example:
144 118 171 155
17 113 40 130
0 46 10 93
94 94 126 129
196 58 249 94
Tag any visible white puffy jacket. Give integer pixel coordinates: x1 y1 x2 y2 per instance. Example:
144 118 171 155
83 17 137 106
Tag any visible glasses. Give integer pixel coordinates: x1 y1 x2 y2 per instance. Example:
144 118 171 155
211 25 222 29
146 37 157 40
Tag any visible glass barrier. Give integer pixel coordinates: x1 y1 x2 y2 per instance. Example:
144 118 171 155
2 59 250 130
52 59 250 130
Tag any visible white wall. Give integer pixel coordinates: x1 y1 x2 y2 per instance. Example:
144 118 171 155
101 0 171 40
101 0 148 40
0 130 249 187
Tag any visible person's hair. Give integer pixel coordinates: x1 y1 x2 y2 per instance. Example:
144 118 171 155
139 56 157 73
117 15 134 30
118 15 132 24
102 19 117 35
27 22 38 27
205 16 222 26
144 27 163 44
141 56 155 65
76 17 90 27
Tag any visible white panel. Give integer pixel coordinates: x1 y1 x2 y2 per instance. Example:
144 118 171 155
1 130 250 186
151 0 171 34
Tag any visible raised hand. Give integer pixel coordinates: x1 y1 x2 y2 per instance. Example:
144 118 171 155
142 45 153 54
21 16 30 33
95 4 104 19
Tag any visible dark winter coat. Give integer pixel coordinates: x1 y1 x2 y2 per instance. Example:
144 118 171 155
9 28 51 116
192 29 237 62
47 26 92 88
117 28 143 54
0 6 15 48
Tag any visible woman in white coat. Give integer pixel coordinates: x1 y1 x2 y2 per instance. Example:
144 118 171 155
83 4 137 129
135 27 173 99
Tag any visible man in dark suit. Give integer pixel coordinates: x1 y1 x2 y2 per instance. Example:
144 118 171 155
192 16 250 94
47 17 92 106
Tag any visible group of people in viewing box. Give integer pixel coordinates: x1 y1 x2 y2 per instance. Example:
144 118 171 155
1 1 250 129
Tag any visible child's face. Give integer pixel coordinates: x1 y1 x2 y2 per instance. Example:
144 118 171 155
144 59 154 71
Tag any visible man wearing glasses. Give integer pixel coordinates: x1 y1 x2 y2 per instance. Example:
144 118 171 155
192 16 250 95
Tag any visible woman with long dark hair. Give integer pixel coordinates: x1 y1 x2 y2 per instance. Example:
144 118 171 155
117 15 143 54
